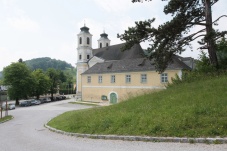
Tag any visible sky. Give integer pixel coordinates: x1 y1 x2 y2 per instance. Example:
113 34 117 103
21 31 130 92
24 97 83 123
0 0 226 71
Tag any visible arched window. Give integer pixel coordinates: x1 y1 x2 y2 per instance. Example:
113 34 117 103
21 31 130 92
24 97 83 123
87 37 90 45
100 43 102 48
79 37 82 44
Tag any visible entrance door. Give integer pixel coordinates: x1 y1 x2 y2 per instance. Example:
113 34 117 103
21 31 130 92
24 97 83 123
110 93 117 104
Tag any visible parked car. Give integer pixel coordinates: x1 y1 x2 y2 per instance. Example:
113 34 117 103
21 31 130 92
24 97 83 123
30 99 41 105
55 95 66 101
2 102 15 110
56 96 63 101
61 95 66 100
40 98 51 103
20 100 32 107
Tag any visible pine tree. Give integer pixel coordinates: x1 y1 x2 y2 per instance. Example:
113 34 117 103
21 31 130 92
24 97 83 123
118 0 227 72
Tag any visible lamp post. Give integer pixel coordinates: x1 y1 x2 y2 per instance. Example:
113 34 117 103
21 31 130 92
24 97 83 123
0 86 8 117
0 87 2 119
5 95 8 117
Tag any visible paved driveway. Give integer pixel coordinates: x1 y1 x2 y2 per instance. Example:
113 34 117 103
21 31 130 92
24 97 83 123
0 99 226 151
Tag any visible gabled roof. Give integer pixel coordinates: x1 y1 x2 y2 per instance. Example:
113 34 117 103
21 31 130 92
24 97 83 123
82 56 191 75
92 43 144 61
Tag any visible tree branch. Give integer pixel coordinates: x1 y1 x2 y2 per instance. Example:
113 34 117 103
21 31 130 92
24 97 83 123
189 22 206 26
213 15 227 24
191 34 206 41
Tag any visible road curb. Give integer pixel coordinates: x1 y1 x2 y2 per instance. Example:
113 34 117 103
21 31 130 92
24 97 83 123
44 124 227 144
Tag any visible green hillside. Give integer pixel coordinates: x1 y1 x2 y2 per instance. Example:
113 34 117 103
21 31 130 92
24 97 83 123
48 75 227 137
25 57 74 71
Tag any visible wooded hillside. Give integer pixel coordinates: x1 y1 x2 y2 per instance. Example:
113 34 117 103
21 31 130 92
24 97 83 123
25 57 74 71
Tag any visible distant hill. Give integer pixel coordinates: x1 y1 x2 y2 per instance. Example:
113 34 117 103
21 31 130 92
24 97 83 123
25 57 74 71
0 58 75 80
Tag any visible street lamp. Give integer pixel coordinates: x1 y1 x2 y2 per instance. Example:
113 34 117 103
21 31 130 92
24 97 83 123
0 87 2 119
0 86 8 117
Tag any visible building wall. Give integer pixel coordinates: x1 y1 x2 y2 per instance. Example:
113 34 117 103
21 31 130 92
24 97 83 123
81 70 181 103
76 63 88 93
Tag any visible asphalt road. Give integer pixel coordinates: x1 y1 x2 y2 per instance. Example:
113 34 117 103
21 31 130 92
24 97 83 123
0 99 226 151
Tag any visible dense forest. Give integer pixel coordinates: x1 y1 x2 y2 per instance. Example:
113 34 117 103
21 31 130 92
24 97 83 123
25 57 74 71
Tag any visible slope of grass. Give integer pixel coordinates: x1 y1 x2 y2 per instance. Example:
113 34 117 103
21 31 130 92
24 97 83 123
48 75 227 137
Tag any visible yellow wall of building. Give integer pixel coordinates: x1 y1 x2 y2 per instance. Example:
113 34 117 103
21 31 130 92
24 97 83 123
81 70 181 103
76 63 88 93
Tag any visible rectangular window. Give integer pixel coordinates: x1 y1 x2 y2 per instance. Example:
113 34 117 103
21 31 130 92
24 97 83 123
161 73 168 83
111 75 115 83
98 75 102 83
87 76 91 83
87 55 90 59
125 75 131 83
141 74 147 83
79 54 82 60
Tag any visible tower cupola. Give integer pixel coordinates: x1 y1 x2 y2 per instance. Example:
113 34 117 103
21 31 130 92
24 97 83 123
98 31 111 48
80 26 90 33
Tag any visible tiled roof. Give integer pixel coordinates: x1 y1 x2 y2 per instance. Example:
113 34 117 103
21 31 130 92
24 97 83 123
82 56 191 75
92 43 144 60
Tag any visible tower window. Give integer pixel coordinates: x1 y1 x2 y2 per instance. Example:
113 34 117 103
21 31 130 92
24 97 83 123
87 37 90 44
100 43 102 48
79 37 82 44
106 43 108 47
87 55 90 59
79 55 82 60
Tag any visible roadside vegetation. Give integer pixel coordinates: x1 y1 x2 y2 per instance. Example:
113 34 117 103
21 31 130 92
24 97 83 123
0 115 13 123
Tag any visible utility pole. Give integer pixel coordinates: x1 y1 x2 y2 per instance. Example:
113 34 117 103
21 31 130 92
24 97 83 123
0 89 2 119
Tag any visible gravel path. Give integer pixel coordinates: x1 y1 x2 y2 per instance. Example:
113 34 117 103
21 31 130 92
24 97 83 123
0 99 226 151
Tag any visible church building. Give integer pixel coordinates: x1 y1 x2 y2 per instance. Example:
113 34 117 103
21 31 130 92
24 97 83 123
76 25 193 104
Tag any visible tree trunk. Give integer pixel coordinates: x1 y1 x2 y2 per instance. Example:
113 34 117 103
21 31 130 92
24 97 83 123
205 0 218 68
15 98 19 106
36 95 40 100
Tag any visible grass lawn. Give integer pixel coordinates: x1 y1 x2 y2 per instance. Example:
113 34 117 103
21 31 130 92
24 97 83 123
48 75 227 137
0 115 13 123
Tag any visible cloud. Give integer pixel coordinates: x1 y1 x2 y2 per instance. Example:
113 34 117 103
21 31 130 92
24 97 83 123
93 0 134 13
7 17 40 32
0 47 21 70
0 0 40 32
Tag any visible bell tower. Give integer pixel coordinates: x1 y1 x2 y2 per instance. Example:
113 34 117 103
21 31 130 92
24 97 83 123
76 25 93 94
98 32 110 48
